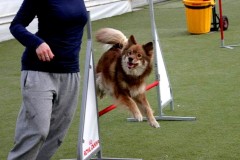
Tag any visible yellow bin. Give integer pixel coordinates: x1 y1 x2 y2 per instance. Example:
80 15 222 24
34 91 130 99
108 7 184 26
183 0 215 34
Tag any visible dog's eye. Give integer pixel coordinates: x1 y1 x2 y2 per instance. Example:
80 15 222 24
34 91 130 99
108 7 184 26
137 54 142 58
127 50 132 55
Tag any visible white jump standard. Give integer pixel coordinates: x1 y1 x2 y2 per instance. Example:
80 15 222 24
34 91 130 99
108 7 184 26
64 0 197 159
128 0 196 122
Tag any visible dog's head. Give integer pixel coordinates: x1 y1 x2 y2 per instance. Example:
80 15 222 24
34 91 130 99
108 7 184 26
121 35 153 76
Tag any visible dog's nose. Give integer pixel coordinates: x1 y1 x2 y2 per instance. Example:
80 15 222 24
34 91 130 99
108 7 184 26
128 57 133 62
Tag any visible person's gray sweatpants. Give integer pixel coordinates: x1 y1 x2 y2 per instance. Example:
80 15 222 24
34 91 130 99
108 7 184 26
8 71 80 160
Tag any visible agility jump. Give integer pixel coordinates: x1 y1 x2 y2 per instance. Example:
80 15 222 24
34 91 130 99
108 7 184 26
76 0 196 159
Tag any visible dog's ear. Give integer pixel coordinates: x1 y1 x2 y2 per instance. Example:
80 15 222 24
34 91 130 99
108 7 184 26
143 42 153 56
128 35 137 45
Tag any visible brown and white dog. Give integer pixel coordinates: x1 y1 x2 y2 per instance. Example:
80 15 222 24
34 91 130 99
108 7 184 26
95 28 160 128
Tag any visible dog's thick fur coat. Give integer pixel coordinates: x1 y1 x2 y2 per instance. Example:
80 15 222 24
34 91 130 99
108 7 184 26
95 28 160 128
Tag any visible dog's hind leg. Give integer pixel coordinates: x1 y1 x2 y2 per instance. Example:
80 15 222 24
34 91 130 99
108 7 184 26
95 73 106 98
117 96 143 122
134 94 160 128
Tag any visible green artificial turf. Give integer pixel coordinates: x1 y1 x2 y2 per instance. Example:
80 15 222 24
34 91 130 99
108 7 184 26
0 0 239 159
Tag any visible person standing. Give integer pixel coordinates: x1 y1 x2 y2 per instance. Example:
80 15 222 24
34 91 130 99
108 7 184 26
7 0 88 159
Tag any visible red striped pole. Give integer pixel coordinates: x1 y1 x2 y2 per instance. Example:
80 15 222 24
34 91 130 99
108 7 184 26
218 0 224 47
98 80 159 117
99 104 116 117
146 80 159 91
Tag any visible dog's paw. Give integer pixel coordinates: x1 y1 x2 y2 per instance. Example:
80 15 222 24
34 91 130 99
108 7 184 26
97 91 104 99
149 120 160 128
133 112 143 122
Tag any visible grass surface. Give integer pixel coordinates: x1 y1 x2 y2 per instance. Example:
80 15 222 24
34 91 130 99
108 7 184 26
1 0 240 159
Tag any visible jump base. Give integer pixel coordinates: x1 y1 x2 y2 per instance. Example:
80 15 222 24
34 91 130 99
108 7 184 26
91 158 142 160
127 115 196 122
61 157 142 160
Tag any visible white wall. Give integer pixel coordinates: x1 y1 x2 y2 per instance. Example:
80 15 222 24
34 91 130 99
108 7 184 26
131 0 163 8
0 0 22 41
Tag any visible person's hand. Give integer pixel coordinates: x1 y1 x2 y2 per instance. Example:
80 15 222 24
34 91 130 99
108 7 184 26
36 42 55 62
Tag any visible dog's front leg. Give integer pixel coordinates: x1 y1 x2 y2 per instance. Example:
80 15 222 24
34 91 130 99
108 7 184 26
117 95 143 122
134 94 160 128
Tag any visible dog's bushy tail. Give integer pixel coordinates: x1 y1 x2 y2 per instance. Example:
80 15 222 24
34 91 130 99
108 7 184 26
96 28 128 47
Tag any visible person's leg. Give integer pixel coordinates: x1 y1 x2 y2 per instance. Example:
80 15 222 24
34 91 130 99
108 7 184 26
8 71 55 160
36 73 80 160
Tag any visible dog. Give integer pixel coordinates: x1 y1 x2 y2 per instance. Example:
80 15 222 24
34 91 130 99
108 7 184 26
95 28 160 128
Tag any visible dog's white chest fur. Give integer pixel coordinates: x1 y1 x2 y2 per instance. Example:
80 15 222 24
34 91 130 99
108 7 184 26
129 84 146 97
